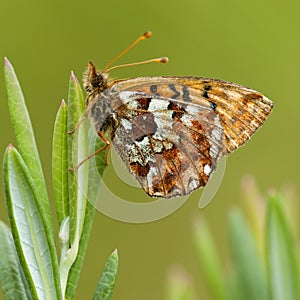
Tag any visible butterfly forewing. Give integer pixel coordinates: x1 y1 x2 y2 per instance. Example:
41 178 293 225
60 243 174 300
108 76 273 154
87 76 273 198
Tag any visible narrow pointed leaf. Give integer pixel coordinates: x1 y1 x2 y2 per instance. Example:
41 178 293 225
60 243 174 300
52 99 69 225
67 72 87 244
3 145 61 299
63 72 94 299
4 57 52 230
0 221 32 300
229 209 268 300
93 249 119 300
56 75 87 298
4 59 61 299
266 195 299 300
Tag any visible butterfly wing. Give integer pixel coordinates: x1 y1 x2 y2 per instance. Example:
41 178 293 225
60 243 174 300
90 76 273 198
111 94 224 198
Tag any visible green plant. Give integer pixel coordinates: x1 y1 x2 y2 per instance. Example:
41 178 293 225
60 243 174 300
166 178 300 300
0 58 119 299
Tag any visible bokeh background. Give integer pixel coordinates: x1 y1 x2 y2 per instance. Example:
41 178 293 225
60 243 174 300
0 0 297 299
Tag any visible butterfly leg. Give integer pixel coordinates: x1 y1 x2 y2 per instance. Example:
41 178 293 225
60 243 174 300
67 102 93 134
67 114 88 134
96 130 111 166
68 130 110 171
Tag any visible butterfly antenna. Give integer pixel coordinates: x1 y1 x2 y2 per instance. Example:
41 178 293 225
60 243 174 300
102 31 152 71
106 57 169 72
102 31 168 72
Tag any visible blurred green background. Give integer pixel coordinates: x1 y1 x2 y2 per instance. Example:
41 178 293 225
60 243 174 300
0 0 297 299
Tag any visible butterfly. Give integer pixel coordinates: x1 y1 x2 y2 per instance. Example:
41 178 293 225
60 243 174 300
70 31 273 199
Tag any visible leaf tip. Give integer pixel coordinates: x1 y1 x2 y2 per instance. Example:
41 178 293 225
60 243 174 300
70 71 78 83
191 216 204 230
4 56 10 65
4 57 13 70
61 99 67 107
7 143 14 151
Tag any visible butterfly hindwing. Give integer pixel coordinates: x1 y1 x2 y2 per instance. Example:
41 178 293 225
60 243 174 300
110 92 224 198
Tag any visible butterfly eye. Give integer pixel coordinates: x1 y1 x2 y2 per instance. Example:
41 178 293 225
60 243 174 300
91 72 104 87
88 72 107 92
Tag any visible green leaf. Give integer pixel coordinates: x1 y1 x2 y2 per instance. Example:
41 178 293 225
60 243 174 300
4 59 62 299
266 195 299 300
4 57 52 231
193 219 227 300
52 99 69 226
65 202 95 299
62 72 96 299
66 71 87 244
0 221 32 300
93 249 119 300
3 145 61 300
228 209 268 300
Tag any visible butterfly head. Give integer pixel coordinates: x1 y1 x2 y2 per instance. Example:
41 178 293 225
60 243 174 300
83 61 109 94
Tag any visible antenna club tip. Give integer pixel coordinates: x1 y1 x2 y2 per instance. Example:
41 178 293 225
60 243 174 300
143 31 152 38
160 57 169 63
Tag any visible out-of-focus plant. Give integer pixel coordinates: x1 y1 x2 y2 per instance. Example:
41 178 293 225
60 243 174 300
166 177 299 300
0 58 118 300
166 265 197 300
